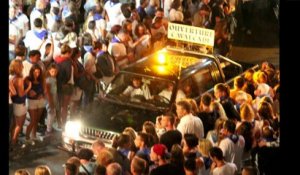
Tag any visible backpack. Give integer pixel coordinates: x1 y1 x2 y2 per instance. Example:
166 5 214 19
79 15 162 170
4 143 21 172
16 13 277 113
95 51 115 77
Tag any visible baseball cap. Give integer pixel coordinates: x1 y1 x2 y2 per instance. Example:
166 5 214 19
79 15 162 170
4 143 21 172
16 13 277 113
152 144 168 157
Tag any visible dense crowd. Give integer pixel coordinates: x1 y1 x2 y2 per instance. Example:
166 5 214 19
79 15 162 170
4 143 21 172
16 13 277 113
9 0 279 175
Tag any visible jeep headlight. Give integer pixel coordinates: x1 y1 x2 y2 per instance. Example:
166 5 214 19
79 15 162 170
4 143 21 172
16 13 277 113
65 121 81 139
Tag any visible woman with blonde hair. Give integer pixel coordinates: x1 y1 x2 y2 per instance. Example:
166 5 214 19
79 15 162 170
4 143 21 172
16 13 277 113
10 59 32 147
185 98 199 116
198 139 213 175
123 127 138 161
238 103 260 140
206 118 227 146
34 165 52 175
210 101 227 120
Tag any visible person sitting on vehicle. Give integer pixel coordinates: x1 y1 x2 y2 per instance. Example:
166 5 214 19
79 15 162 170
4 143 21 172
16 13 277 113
159 82 186 102
122 77 152 100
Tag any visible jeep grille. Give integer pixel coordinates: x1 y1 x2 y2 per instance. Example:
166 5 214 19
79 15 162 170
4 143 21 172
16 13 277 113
80 127 118 142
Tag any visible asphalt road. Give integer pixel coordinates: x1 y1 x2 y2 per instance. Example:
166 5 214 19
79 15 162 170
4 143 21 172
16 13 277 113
8 1 279 174
9 128 71 175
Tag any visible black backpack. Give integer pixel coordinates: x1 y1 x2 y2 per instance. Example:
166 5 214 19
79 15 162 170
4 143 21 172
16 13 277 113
95 51 115 77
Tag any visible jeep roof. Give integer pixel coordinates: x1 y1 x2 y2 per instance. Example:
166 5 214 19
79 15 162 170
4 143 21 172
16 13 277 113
123 47 224 81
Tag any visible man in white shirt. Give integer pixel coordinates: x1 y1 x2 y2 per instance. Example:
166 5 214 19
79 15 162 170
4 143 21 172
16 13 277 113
176 100 204 139
122 77 152 101
22 50 46 78
23 18 48 52
104 0 125 31
209 147 237 175
219 120 245 172
30 0 46 29
159 82 186 102
9 4 21 61
46 2 61 32
108 29 132 69
10 2 29 38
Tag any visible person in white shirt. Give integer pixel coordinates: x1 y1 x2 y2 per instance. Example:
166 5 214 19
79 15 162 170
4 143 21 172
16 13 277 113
104 0 125 31
209 147 237 175
23 18 48 52
122 77 152 101
219 120 245 172
108 29 133 69
85 20 101 42
30 0 46 29
12 3 29 37
46 3 61 32
22 50 46 78
159 82 186 102
84 7 107 40
9 5 20 61
176 100 204 139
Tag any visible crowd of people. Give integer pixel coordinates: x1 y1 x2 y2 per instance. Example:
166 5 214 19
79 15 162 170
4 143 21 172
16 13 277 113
9 0 279 175
11 62 280 175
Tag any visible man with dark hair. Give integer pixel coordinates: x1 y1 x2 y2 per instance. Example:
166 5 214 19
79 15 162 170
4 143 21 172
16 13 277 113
108 29 133 69
137 0 149 21
159 112 182 152
96 39 116 85
176 100 204 139
219 120 245 172
23 18 48 52
63 162 78 175
214 83 241 121
182 134 200 157
83 40 102 110
14 44 27 61
86 20 100 42
30 0 46 29
22 50 45 77
184 157 197 175
209 147 237 175
77 148 96 175
198 93 217 137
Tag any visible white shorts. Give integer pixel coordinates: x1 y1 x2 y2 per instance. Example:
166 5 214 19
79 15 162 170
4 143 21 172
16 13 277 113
13 103 27 117
27 98 46 110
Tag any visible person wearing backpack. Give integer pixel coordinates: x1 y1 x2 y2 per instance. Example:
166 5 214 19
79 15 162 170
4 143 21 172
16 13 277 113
95 39 117 85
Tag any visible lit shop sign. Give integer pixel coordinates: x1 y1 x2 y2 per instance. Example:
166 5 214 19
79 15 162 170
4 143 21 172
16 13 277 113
168 23 215 47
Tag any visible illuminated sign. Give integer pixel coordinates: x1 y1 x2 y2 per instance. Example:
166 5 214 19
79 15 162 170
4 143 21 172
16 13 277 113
168 23 215 47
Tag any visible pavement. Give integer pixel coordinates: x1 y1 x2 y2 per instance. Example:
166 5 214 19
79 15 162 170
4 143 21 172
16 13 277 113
230 47 279 68
230 0 279 68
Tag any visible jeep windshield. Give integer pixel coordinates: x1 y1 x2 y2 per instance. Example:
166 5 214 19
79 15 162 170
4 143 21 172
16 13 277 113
104 72 175 110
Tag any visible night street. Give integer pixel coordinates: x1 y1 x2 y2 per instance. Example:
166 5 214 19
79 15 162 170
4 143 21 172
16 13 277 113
9 0 279 174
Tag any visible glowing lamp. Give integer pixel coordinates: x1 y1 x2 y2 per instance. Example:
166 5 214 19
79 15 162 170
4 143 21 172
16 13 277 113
158 53 166 64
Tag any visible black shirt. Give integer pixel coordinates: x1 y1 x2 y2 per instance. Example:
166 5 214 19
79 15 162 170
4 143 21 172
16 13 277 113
150 163 184 175
159 130 182 152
